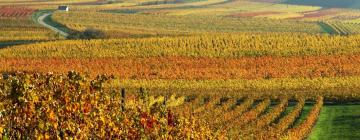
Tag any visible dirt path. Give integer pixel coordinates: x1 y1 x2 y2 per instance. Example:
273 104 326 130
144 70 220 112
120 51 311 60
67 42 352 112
37 12 69 37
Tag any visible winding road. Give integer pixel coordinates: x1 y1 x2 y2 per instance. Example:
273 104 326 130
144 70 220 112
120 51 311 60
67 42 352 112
37 13 69 37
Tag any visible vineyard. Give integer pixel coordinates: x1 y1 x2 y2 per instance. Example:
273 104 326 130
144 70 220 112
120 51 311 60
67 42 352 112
0 7 34 17
0 72 226 139
0 7 56 43
0 71 326 139
321 21 360 35
51 11 325 37
0 0 360 139
2 55 360 80
2 33 360 58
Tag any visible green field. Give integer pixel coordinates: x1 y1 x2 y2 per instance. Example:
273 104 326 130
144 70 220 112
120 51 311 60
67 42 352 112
285 0 360 9
1 0 360 139
309 105 360 139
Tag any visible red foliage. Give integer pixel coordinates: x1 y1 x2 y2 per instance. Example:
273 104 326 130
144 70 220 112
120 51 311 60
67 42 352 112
0 6 35 17
167 110 176 127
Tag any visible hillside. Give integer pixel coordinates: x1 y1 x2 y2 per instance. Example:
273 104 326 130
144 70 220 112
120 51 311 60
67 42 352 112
0 0 360 139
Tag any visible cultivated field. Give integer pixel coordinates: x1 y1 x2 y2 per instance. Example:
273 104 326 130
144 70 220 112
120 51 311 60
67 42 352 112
0 7 55 43
0 0 360 139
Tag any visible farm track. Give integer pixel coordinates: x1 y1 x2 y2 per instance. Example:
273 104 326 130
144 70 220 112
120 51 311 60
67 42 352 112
37 12 69 37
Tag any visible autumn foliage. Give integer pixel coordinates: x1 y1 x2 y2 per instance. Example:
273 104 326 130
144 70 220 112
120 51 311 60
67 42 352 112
282 96 324 140
2 55 360 80
0 71 222 139
0 7 34 17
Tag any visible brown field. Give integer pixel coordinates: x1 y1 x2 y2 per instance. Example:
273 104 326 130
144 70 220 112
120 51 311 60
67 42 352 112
1 55 360 80
0 6 35 17
230 11 282 18
331 14 360 20
252 0 279 3
293 8 343 19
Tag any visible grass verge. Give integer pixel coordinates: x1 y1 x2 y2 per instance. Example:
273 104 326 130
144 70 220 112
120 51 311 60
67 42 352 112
308 105 360 139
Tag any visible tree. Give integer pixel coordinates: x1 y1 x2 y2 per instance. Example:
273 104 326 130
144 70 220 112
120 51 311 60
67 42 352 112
67 28 105 39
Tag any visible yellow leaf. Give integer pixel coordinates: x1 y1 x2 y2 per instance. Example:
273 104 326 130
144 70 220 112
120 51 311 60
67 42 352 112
44 134 50 139
53 122 58 129
38 122 44 130
36 135 43 140
48 111 56 121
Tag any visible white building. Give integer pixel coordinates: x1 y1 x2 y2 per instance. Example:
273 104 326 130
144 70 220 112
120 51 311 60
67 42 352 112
58 6 69 11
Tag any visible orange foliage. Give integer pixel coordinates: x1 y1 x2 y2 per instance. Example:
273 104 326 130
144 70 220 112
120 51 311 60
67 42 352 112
283 96 323 140
2 55 360 79
0 6 34 17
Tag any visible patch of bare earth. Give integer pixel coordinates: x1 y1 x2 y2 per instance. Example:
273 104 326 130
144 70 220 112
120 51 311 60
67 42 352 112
251 0 279 3
291 8 343 19
229 11 282 17
331 12 360 20
0 6 34 17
